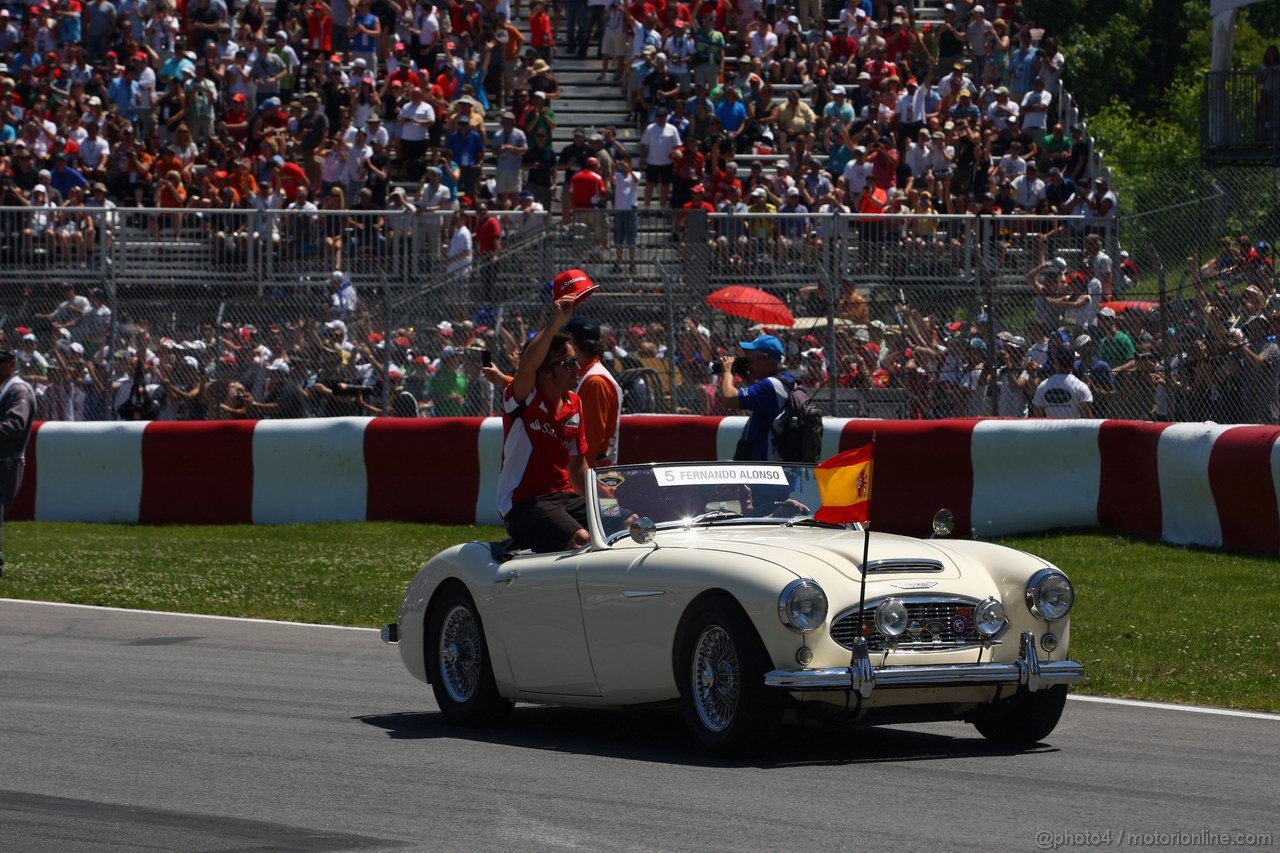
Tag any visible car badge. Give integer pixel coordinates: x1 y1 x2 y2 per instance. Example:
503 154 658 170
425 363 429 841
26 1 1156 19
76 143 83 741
924 620 945 636
954 606 972 617
907 619 924 638
890 581 937 590
949 614 969 636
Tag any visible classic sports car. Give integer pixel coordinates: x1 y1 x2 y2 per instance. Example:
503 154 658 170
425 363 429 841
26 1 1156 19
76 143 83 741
383 461 1083 754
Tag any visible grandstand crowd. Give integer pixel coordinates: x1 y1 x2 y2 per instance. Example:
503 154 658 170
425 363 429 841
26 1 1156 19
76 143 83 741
0 0 1276 424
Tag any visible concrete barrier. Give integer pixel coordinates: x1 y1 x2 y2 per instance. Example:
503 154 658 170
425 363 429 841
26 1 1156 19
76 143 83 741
11 418 1280 553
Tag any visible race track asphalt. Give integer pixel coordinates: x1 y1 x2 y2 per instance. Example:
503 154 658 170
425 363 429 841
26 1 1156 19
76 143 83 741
1 599 1277 853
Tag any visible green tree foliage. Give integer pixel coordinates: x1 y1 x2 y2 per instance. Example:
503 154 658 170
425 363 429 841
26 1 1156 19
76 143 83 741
1023 0 1280 115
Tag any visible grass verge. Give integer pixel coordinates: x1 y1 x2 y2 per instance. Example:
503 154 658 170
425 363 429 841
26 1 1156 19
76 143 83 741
3 522 1277 712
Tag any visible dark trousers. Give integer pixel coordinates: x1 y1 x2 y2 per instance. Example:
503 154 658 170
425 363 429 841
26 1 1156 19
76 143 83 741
0 458 26 570
586 6 605 57
565 0 589 57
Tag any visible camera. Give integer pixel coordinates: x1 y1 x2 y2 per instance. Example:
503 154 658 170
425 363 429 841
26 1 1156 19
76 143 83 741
712 355 750 377
481 349 493 367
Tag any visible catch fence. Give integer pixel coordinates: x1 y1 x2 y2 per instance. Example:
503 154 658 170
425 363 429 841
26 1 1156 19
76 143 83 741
11 204 1272 425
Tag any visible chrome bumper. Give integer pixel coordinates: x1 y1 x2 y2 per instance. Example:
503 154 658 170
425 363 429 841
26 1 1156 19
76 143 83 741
381 623 399 645
764 632 1083 697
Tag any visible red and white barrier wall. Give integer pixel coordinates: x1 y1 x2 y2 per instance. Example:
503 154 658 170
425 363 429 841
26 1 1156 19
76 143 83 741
11 418 1280 553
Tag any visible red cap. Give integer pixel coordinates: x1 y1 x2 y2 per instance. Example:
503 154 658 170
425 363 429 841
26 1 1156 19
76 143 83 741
105 50 117 59
552 268 598 305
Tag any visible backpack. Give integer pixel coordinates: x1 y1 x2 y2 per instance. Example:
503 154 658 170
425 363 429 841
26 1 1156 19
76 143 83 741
616 367 662 414
771 376 823 463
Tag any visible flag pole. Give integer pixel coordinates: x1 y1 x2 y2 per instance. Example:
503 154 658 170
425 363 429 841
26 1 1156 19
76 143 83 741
856 431 875 636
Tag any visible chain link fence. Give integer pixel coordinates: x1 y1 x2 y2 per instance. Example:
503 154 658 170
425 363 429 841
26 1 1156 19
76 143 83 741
14 201 1275 426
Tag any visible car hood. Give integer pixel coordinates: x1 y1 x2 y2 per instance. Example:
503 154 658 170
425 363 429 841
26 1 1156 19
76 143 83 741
660 526 963 583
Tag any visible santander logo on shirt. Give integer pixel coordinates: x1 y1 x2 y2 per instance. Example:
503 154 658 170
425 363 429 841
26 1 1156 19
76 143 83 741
529 416 577 450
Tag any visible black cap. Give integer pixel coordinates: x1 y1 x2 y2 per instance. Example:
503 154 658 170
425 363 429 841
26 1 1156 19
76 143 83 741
0 348 15 361
564 316 601 344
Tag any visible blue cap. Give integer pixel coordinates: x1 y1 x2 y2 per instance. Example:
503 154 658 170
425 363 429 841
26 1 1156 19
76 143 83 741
564 316 601 343
739 334 783 361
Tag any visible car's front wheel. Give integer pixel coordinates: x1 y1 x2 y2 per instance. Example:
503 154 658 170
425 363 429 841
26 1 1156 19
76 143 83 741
678 597 783 756
970 684 1068 745
426 587 512 726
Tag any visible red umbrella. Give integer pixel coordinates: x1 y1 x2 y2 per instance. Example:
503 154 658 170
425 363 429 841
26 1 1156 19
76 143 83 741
1101 300 1158 315
706 286 795 328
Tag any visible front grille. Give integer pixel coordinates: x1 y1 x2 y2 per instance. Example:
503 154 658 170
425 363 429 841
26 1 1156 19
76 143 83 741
830 597 982 652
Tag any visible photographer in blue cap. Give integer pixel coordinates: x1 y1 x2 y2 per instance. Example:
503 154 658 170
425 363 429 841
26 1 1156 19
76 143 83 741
718 333 793 461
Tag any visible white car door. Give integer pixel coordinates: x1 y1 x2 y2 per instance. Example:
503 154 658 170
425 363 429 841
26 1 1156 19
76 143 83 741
577 547 686 705
490 552 601 697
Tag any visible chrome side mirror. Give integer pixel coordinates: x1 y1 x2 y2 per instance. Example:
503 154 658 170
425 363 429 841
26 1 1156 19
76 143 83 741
630 517 658 546
931 509 956 539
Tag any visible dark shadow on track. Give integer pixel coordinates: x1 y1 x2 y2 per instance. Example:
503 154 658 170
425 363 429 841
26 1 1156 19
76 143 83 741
353 706 1056 768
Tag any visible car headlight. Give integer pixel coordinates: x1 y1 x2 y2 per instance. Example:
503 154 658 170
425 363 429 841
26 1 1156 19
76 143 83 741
1026 569 1075 621
974 596 1007 637
874 598 909 637
778 579 828 632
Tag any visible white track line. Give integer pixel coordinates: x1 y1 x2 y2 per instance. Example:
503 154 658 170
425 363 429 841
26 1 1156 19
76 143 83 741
4 598 1279 722
1066 694 1280 721
0 598 379 632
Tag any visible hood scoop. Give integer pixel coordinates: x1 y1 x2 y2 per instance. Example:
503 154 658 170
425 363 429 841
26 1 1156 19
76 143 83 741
864 558 944 575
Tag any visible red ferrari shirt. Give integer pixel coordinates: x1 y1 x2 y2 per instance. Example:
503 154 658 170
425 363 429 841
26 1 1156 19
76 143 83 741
497 385 586 515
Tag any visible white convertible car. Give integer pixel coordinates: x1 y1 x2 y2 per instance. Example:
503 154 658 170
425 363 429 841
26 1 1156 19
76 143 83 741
383 461 1083 754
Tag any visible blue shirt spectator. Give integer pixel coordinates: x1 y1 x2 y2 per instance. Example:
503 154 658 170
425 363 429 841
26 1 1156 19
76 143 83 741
734 334 794 462
108 73 138 122
351 10 379 54
778 197 808 238
50 156 88 198
1009 43 1038 96
716 97 748 134
445 128 484 169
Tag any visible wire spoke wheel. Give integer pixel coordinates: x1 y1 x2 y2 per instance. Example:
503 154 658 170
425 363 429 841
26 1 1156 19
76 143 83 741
438 604 483 704
691 625 741 733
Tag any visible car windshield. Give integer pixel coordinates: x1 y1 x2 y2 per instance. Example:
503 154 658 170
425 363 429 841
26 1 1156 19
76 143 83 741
592 462 830 539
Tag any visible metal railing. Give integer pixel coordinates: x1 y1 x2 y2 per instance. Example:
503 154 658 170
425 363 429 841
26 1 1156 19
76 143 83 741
1202 69 1280 156
2 205 1170 424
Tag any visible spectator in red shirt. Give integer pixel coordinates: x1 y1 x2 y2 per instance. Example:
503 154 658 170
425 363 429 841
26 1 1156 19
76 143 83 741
306 1 334 56
475 203 502 301
569 156 608 244
678 183 714 231
269 154 310 202
529 1 553 62
869 136 899 189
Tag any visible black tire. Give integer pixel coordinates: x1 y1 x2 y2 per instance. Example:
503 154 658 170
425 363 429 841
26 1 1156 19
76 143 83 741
677 596 784 756
971 684 1068 745
426 586 513 726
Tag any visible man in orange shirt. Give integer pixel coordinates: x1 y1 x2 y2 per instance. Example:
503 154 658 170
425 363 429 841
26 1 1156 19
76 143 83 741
565 316 621 467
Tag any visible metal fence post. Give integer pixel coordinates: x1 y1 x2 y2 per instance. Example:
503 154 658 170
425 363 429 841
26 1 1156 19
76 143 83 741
380 268 391 416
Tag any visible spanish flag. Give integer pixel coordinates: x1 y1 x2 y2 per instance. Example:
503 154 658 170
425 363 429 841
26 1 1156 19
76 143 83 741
814 444 874 525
